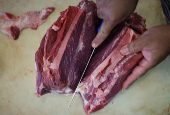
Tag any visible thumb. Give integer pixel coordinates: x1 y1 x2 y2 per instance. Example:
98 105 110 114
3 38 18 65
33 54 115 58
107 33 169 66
92 20 116 48
120 38 145 55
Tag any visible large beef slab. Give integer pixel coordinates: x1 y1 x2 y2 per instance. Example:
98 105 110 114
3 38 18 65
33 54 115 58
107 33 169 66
35 1 100 97
35 0 147 115
77 13 146 115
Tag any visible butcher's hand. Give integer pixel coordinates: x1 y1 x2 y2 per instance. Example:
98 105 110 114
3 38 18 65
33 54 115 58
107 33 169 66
120 25 170 89
92 0 138 48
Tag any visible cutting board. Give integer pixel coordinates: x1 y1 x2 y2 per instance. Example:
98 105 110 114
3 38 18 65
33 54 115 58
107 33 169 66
0 0 170 115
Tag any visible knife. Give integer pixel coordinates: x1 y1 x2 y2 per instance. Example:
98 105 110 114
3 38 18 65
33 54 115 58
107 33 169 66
67 20 104 109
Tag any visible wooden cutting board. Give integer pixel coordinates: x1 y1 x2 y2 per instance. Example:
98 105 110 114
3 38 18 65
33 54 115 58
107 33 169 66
0 0 169 115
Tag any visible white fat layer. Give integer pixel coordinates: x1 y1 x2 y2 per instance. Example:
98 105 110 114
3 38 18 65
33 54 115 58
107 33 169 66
65 87 72 93
0 28 10 35
90 104 95 111
1 12 31 29
52 25 60 31
43 31 54 71
51 90 63 94
35 90 38 94
49 58 59 70
64 93 72 96
35 63 37 71
114 53 136 78
104 78 117 95
76 12 90 52
43 56 51 71
78 41 84 51
83 96 89 106
39 83 44 90
41 9 47 18
75 93 80 97
80 2 86 10
50 86 72 94
104 53 136 95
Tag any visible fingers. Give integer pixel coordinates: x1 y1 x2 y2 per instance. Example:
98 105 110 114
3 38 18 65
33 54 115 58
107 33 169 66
92 20 116 48
123 58 151 89
120 37 146 55
122 66 146 89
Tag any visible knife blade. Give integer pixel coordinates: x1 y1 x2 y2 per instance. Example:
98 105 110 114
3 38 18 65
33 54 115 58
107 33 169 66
67 20 104 109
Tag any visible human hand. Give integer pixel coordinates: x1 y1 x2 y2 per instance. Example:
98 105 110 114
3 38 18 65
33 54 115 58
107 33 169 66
92 0 138 48
120 25 170 89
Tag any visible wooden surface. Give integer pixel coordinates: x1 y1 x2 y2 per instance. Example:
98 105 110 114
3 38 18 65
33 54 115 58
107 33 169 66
0 0 169 115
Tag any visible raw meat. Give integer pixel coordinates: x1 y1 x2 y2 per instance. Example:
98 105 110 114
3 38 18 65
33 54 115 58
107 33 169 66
35 1 100 97
0 7 55 40
35 1 146 114
76 13 146 115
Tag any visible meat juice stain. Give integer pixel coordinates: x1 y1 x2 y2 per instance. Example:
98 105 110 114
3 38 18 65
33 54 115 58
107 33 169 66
10 75 18 82
10 42 22 58
22 68 34 76
162 103 170 114
148 6 153 11
24 69 33 75
24 73 27 76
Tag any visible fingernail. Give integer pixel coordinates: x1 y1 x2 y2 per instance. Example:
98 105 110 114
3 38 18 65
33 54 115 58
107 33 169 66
92 43 96 48
125 86 129 90
122 88 127 90
125 83 133 90
124 84 130 90
120 45 129 55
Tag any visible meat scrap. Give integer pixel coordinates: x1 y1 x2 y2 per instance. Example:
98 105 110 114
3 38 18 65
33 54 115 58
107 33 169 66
35 1 100 97
0 7 55 40
76 13 146 115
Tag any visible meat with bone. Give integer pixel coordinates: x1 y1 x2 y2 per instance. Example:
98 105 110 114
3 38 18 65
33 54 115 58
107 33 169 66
0 7 55 40
35 1 100 97
76 13 146 115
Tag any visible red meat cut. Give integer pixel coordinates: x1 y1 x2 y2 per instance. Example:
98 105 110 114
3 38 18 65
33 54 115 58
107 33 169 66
35 1 100 97
76 13 146 115
35 0 146 114
0 7 55 40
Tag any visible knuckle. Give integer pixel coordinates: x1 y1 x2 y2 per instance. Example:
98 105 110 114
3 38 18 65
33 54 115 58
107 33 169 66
108 15 115 22
97 10 103 19
107 16 116 24
136 68 146 78
132 70 141 80
107 14 119 24
130 42 137 53
100 30 109 37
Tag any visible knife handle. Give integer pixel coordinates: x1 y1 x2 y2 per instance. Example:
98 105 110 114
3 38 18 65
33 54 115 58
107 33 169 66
97 20 104 32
